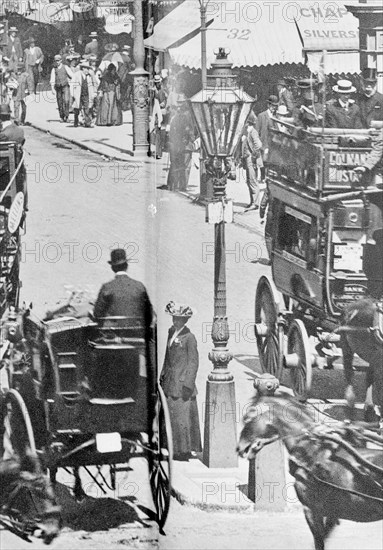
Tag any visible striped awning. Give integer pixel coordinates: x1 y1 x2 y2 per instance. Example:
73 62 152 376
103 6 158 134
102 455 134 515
144 0 208 51
167 0 361 72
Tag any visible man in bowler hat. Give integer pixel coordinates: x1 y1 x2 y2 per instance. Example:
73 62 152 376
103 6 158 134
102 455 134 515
357 67 383 128
93 248 154 328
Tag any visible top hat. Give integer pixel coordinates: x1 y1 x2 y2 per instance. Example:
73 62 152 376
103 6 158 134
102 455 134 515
0 103 12 118
165 301 194 318
89 32 98 38
108 248 128 266
154 74 162 83
9 26 18 33
54 54 62 62
333 79 356 94
267 94 279 106
361 67 377 82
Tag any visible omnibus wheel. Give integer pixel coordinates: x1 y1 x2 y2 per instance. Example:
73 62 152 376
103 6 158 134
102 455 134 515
149 385 172 533
287 319 312 401
254 276 284 380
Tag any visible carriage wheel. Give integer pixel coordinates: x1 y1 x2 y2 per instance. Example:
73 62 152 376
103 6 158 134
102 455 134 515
149 385 172 532
255 276 284 380
287 320 312 401
2 389 37 462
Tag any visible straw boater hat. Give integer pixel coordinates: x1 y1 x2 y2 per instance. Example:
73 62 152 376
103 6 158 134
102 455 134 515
108 249 128 267
276 105 290 117
122 45 130 51
165 301 194 318
333 79 356 94
9 26 18 33
154 74 162 83
297 78 318 90
89 31 98 38
80 59 91 69
54 54 62 62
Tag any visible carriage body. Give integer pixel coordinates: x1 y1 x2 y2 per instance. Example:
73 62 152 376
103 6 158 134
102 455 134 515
2 305 172 530
256 123 383 399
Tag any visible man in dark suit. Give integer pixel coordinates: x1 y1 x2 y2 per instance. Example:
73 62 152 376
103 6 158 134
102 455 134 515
5 27 23 72
93 248 153 327
160 301 202 460
0 103 25 144
256 95 278 170
84 32 99 59
325 79 363 129
357 67 383 128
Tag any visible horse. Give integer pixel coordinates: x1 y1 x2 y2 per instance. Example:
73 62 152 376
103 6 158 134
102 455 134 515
237 392 383 550
0 454 61 544
340 297 383 421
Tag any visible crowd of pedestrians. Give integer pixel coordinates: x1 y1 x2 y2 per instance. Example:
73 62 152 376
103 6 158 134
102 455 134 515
0 28 134 129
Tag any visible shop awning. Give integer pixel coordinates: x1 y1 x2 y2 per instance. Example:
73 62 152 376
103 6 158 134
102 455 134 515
144 0 211 51
169 1 304 69
168 0 360 72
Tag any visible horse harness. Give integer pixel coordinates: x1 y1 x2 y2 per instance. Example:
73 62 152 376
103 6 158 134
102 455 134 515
289 424 383 503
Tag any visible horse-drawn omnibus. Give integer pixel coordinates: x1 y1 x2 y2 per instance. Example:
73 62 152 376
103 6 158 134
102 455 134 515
255 122 383 403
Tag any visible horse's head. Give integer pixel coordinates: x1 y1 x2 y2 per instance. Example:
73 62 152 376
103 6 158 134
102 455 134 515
236 399 280 460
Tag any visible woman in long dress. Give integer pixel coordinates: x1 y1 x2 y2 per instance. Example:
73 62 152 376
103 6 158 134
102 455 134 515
96 63 122 126
160 302 202 461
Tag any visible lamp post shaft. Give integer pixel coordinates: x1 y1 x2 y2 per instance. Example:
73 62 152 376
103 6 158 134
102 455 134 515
131 0 149 156
203 169 237 468
201 3 207 90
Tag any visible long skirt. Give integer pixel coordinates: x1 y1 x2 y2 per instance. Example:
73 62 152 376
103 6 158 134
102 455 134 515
96 90 122 126
166 396 202 456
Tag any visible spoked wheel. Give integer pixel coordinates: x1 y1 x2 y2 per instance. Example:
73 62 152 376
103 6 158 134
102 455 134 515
149 385 172 533
254 276 285 380
2 389 37 462
286 319 312 401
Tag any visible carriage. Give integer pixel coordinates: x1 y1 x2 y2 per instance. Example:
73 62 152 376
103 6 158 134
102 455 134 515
255 122 383 401
0 140 26 316
0 293 173 536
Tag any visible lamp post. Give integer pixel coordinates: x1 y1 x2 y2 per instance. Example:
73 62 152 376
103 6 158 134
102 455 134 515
188 49 254 468
130 0 150 156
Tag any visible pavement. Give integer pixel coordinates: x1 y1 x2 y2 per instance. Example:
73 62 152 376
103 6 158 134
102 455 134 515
22 92 364 517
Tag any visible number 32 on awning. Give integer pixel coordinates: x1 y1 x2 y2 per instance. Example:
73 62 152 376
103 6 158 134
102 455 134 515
227 29 251 39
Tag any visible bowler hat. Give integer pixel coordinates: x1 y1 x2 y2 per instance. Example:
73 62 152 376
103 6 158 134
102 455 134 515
333 79 356 94
0 103 12 118
165 301 194 318
108 248 128 266
267 95 279 106
361 67 377 83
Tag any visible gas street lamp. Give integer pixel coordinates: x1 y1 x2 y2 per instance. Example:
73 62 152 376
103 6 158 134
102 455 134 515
188 48 254 468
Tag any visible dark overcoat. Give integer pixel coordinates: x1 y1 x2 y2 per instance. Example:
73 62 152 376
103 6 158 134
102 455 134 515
358 91 383 128
160 325 202 455
160 326 198 398
325 100 363 129
93 273 152 325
